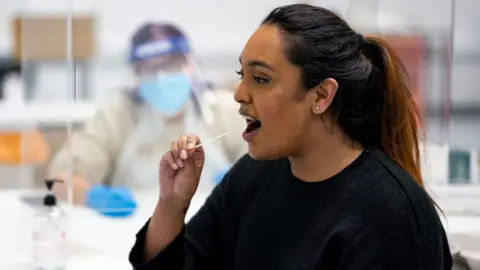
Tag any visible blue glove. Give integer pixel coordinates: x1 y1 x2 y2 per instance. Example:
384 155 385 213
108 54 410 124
85 185 137 217
213 168 229 185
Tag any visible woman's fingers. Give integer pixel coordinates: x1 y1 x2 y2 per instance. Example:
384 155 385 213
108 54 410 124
170 135 201 167
170 140 183 168
177 135 189 161
186 135 201 157
164 150 178 170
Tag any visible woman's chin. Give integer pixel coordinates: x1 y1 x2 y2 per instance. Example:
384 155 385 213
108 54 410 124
247 146 285 161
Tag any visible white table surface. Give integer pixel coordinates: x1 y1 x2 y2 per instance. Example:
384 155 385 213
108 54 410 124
0 189 208 270
0 187 479 269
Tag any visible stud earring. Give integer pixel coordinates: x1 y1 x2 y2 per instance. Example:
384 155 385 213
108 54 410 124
315 106 320 110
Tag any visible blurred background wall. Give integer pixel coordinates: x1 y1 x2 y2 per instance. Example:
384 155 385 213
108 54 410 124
0 0 478 186
0 0 478 112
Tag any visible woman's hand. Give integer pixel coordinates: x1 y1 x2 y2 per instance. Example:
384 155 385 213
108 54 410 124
143 135 205 261
158 134 205 213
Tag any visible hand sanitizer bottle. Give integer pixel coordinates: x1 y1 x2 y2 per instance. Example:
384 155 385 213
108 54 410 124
32 179 67 270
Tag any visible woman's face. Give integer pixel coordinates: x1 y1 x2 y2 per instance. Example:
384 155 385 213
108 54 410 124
235 24 327 160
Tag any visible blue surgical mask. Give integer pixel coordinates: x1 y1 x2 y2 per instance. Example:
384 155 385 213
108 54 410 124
138 72 192 117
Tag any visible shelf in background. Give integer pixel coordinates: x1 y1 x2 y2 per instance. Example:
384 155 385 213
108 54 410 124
0 101 96 127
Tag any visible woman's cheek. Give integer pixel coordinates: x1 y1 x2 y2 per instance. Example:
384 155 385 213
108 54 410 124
257 103 279 126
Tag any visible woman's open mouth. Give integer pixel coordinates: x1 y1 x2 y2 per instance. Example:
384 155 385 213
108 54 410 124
246 118 262 133
242 116 262 142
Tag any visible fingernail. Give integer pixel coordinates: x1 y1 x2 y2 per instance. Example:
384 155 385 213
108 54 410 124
187 143 195 150
180 150 188 160
171 163 178 170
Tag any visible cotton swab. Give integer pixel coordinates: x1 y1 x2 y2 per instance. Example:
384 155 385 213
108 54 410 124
194 131 231 149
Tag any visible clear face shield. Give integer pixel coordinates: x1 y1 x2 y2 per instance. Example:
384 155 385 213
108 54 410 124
131 38 217 127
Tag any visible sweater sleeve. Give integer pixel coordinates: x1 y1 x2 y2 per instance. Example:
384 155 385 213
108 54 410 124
129 172 229 270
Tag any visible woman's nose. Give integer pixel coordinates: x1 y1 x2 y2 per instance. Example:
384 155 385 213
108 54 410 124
234 82 251 105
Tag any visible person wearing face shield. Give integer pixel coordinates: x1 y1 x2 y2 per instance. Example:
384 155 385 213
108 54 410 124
46 22 246 217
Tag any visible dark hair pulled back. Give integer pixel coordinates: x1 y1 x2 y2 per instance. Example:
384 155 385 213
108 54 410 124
263 4 422 186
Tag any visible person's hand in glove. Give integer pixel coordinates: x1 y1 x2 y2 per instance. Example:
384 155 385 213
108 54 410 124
85 185 137 217
213 168 229 185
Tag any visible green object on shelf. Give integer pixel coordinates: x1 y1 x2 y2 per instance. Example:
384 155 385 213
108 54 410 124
448 150 471 184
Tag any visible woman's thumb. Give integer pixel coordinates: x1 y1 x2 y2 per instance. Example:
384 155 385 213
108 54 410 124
191 146 205 169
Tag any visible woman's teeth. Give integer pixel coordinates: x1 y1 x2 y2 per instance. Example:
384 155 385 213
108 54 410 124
243 115 257 123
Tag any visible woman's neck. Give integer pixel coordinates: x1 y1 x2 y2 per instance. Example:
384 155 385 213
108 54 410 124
288 132 362 182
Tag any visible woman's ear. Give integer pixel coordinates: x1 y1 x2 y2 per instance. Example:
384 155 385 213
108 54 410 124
311 78 338 115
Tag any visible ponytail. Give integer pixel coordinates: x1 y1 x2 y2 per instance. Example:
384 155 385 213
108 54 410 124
362 36 423 187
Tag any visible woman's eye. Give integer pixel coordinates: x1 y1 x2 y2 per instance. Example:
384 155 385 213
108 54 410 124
236 69 268 84
235 70 244 79
254 77 269 84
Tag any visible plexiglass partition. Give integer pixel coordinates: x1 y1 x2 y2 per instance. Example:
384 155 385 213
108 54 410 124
1 0 479 268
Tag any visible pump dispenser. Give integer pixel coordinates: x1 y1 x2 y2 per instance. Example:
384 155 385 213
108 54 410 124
43 179 60 207
32 179 67 270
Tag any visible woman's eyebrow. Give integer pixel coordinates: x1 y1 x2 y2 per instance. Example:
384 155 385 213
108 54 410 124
239 57 275 71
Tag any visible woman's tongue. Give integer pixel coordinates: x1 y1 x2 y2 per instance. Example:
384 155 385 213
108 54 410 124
246 120 262 134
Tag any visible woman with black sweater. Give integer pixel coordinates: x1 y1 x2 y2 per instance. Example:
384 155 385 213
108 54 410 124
129 4 452 269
